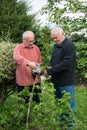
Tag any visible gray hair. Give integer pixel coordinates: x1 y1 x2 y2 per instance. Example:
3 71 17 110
51 26 64 35
22 31 34 38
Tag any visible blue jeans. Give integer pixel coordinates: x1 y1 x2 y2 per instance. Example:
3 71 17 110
54 84 76 128
54 84 76 112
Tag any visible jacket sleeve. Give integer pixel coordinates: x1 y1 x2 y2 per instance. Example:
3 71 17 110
47 43 76 75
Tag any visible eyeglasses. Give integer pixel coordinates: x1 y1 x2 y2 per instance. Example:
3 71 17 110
25 39 35 43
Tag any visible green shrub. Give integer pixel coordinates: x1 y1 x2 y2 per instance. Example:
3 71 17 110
0 80 74 130
0 42 16 82
76 42 87 85
0 42 17 104
0 83 87 130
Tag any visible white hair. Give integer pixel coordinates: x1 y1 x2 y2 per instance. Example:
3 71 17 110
51 26 64 35
22 31 34 38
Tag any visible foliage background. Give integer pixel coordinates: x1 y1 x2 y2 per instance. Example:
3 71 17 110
0 0 87 129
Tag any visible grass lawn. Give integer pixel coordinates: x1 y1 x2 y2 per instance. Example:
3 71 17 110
75 86 87 130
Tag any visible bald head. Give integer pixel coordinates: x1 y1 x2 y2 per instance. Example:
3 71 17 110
22 31 34 39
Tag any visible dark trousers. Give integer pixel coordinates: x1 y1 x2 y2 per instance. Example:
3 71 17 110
17 83 41 103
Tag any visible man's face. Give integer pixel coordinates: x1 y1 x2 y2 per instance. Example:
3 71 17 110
51 32 63 44
23 35 35 48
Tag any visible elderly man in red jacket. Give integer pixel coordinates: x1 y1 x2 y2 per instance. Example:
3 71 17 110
13 31 42 103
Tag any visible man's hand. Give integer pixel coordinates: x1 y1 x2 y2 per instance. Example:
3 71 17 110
27 61 37 69
43 70 48 77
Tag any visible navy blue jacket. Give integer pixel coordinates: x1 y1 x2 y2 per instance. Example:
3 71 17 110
47 38 76 86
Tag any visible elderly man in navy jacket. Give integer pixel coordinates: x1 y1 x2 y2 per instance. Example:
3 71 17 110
44 26 76 129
